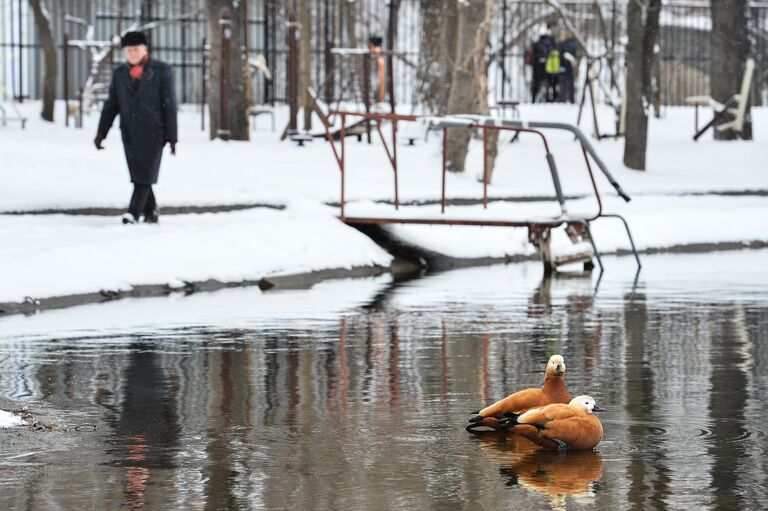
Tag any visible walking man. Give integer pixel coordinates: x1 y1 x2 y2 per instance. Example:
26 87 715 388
94 31 177 224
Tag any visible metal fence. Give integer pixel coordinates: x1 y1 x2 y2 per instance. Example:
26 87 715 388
1 0 766 109
491 1 767 107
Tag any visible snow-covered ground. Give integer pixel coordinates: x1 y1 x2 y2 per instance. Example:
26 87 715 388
0 204 392 304
2 102 766 212
1 100 766 307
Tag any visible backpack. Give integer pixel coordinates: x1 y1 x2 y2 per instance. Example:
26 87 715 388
524 47 534 65
545 48 561 74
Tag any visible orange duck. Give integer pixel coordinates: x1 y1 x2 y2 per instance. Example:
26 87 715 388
467 354 571 432
511 395 605 451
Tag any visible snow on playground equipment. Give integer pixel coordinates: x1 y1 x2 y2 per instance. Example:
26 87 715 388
320 111 640 274
686 58 755 141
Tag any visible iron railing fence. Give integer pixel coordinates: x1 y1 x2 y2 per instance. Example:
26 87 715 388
1 0 765 110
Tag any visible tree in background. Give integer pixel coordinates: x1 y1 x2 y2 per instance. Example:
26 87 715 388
623 0 661 171
417 0 458 114
28 0 56 121
204 0 251 140
298 0 312 131
710 0 752 140
445 0 497 174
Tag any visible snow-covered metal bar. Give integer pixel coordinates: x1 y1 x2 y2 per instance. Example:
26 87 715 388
446 114 631 203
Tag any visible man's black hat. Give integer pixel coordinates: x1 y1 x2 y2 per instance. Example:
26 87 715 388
120 31 148 48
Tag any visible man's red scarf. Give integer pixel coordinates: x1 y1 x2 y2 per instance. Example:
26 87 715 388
129 56 149 81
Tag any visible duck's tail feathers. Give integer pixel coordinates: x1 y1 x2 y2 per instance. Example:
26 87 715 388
468 414 484 424
497 412 521 428
466 415 510 433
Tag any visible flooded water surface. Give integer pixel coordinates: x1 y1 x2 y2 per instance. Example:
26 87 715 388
1 250 768 510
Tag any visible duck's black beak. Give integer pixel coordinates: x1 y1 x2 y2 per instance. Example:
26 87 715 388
555 364 564 374
592 405 607 412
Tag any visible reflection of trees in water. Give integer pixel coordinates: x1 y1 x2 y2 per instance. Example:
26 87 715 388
203 334 257 511
622 293 674 509
613 297 763 509
708 305 751 509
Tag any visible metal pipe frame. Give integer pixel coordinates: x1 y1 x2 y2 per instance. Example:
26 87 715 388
319 111 636 265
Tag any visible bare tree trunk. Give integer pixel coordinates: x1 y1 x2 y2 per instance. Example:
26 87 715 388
711 0 752 140
445 0 495 173
386 0 401 112
623 0 661 171
418 0 457 114
344 0 357 49
205 0 251 140
299 0 312 130
29 0 56 121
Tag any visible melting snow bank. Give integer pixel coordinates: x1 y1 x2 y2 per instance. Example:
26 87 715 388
3 193 768 316
0 202 394 315
0 410 25 428
372 194 768 262
2 193 767 317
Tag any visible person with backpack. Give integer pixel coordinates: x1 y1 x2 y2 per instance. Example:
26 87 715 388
545 43 561 102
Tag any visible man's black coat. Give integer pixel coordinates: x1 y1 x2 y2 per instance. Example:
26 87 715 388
97 59 178 184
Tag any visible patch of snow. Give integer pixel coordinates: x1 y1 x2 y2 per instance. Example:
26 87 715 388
0 409 25 428
0 205 392 304
0 274 394 340
2 249 767 342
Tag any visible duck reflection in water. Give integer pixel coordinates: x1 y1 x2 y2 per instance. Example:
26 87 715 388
477 434 604 507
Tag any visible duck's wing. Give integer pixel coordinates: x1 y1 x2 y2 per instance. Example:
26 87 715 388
518 402 579 425
477 388 546 419
513 424 565 451
539 416 604 450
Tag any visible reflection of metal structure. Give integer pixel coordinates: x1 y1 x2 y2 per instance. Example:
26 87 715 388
321 111 640 274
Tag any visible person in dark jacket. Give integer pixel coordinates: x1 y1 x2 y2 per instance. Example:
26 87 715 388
558 32 579 103
94 31 177 224
529 28 554 103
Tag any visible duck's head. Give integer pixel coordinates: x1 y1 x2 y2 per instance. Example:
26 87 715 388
545 354 566 379
569 395 606 414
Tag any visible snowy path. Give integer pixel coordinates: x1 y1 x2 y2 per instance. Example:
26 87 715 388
0 205 392 305
2 104 767 213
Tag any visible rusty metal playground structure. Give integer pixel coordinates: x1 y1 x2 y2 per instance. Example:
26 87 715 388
321 111 641 274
